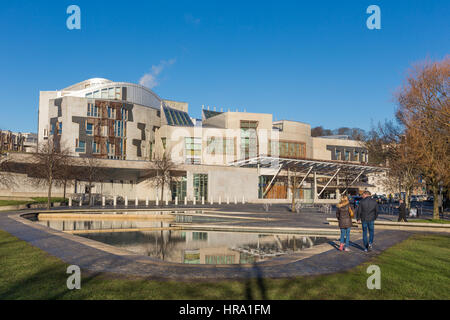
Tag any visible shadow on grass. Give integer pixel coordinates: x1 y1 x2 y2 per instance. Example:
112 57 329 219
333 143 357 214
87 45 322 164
244 262 267 300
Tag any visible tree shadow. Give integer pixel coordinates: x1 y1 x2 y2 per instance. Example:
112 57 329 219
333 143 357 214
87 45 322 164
244 263 268 300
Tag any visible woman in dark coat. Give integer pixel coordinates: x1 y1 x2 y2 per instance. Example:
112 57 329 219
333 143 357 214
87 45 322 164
336 195 353 251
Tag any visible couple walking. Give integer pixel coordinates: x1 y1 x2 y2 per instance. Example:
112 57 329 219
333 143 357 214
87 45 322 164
335 191 378 252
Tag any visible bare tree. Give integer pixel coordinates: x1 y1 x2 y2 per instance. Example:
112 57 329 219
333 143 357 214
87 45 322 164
54 157 76 204
79 156 105 207
29 138 71 210
0 152 15 189
396 57 450 218
364 120 421 209
149 151 176 205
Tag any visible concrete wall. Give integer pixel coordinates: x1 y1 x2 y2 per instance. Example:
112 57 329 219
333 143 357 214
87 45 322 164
37 91 58 146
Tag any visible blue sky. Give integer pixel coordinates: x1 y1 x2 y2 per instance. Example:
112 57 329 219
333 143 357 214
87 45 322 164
0 0 448 133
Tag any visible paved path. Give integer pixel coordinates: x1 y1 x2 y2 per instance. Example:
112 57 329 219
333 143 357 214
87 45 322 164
0 207 413 280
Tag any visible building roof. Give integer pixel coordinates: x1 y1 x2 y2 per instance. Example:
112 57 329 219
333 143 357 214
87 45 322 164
231 156 386 177
202 109 223 120
163 106 194 127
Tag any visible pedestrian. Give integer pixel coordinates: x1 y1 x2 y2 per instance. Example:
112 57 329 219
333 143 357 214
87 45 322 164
336 195 353 252
397 199 408 222
356 190 379 252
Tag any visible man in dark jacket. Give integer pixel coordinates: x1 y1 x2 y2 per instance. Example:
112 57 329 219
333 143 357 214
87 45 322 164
356 191 379 252
397 199 408 222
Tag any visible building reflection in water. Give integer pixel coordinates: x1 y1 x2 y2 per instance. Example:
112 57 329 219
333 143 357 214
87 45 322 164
36 217 329 265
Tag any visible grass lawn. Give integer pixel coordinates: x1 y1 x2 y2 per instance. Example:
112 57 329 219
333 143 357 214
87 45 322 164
0 197 66 207
411 219 450 224
0 230 449 299
0 200 30 206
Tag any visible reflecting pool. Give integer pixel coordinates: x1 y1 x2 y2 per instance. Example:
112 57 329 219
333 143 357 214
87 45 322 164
30 213 330 265
78 230 329 264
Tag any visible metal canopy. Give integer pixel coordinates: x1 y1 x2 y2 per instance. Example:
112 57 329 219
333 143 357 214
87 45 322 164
230 156 386 176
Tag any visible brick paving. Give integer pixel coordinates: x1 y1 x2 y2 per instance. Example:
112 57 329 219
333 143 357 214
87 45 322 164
0 205 413 280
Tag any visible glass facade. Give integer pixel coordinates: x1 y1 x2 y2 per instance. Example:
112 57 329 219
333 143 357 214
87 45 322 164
240 120 258 159
171 177 187 201
193 173 208 201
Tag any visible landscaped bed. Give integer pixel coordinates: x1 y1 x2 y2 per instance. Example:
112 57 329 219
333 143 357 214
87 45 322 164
0 230 448 299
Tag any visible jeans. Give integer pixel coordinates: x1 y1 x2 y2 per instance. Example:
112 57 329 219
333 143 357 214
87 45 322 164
340 228 351 248
362 221 375 248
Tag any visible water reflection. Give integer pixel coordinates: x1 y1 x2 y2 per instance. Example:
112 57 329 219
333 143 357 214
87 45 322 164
79 230 328 265
32 215 329 265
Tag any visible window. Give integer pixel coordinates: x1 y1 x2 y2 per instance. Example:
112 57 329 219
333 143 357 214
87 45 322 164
193 173 208 201
108 88 114 99
163 106 194 126
192 232 208 241
345 150 350 161
185 137 202 164
86 123 93 135
75 139 85 153
101 88 108 99
87 103 98 117
335 149 341 160
268 140 305 159
207 137 235 155
240 121 258 159
92 141 100 154
121 108 128 121
354 150 359 161
107 141 115 156
115 87 121 100
114 121 123 137
107 106 116 119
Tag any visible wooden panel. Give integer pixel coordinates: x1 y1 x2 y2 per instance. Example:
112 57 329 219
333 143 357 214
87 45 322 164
265 185 287 199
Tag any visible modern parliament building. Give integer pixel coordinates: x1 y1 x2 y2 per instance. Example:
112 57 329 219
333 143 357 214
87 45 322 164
13 78 384 203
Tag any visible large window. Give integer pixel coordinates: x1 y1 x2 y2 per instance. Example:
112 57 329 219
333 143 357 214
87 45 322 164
171 177 187 201
240 120 258 159
193 173 208 201
269 140 305 159
185 137 202 164
206 137 235 155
